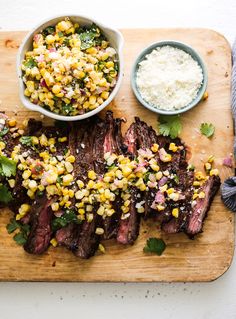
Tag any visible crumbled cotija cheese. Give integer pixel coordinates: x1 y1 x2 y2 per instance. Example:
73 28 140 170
136 46 203 110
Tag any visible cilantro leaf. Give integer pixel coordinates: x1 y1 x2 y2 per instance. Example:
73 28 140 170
0 184 13 204
6 219 20 233
52 209 81 232
0 156 16 177
143 237 166 256
6 218 30 245
0 127 9 138
13 232 27 245
158 115 182 139
19 136 33 146
79 31 96 50
24 57 37 69
200 123 215 138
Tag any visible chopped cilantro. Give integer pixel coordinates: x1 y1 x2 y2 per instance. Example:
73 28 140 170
0 127 9 138
24 57 37 69
200 123 215 138
158 115 182 139
6 218 30 245
20 136 33 146
0 156 16 177
56 176 62 184
52 209 82 232
143 237 166 256
62 103 73 115
187 164 195 171
0 184 13 204
58 31 64 38
42 26 55 37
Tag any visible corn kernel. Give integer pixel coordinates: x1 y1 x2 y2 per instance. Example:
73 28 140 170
199 191 205 199
208 155 214 163
78 208 85 215
66 155 75 163
77 180 84 189
8 118 16 127
193 181 201 187
137 207 145 213
28 180 37 191
195 171 205 181
62 174 73 186
192 193 199 200
210 169 219 176
52 84 61 94
97 206 105 216
39 134 48 147
169 143 178 152
98 243 105 253
65 161 73 173
50 238 58 247
51 202 59 211
167 188 174 195
156 171 163 180
101 91 109 100
95 227 104 235
172 208 179 218
151 143 159 153
22 170 31 180
157 205 165 211
19 203 31 216
45 35 55 44
204 162 211 171
8 179 15 188
0 141 5 150
88 170 96 180
58 137 67 143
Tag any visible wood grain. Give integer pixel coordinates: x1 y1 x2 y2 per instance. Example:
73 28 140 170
0 29 234 282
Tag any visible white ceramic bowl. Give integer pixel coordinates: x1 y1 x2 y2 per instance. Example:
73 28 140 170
17 14 124 121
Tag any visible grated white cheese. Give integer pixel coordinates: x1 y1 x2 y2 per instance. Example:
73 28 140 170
136 46 203 110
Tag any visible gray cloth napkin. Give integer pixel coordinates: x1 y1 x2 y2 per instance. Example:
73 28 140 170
221 39 236 212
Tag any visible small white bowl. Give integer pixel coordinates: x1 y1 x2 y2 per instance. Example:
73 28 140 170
17 14 124 121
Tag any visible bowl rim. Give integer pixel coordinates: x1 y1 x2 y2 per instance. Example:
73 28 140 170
16 13 124 121
131 40 208 115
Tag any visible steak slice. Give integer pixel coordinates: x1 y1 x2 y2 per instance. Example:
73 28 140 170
55 223 80 251
117 122 141 245
24 195 53 254
102 111 124 240
185 175 221 237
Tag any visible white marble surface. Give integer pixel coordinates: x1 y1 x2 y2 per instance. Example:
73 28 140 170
0 0 236 318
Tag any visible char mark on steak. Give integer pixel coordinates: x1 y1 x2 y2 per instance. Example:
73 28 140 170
24 195 53 254
185 175 221 237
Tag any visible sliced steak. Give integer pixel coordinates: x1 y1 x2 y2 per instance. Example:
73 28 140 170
185 175 221 237
24 195 53 254
117 122 140 245
55 223 80 251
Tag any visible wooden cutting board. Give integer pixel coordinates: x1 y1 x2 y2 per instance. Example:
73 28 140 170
0 29 234 282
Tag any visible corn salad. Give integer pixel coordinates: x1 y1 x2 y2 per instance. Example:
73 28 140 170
21 18 118 116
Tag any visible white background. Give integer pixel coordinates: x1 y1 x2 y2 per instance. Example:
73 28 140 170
0 0 236 318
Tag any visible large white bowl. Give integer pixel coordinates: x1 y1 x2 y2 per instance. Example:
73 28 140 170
16 14 124 121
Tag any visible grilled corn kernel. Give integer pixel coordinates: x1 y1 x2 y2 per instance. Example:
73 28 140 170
66 155 75 163
167 188 174 195
88 170 96 180
77 180 84 189
68 189 74 198
51 202 59 211
210 169 219 176
50 238 58 247
204 162 211 171
58 137 67 143
203 91 209 100
169 143 178 152
62 174 73 186
199 191 205 199
78 208 85 215
98 243 105 253
97 206 105 216
8 179 15 188
150 164 160 172
8 118 16 127
192 193 199 200
156 171 163 180
207 155 214 163
137 207 145 213
95 227 104 235
28 180 37 191
101 91 109 100
65 161 73 173
151 143 159 153
0 141 5 150
46 185 58 196
31 136 39 145
172 208 179 218
157 205 165 211
87 180 95 189
39 134 48 147
169 193 179 201
195 171 205 181
19 203 31 216
22 170 31 179
139 184 146 191
45 35 55 44
52 84 61 94
193 181 201 187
